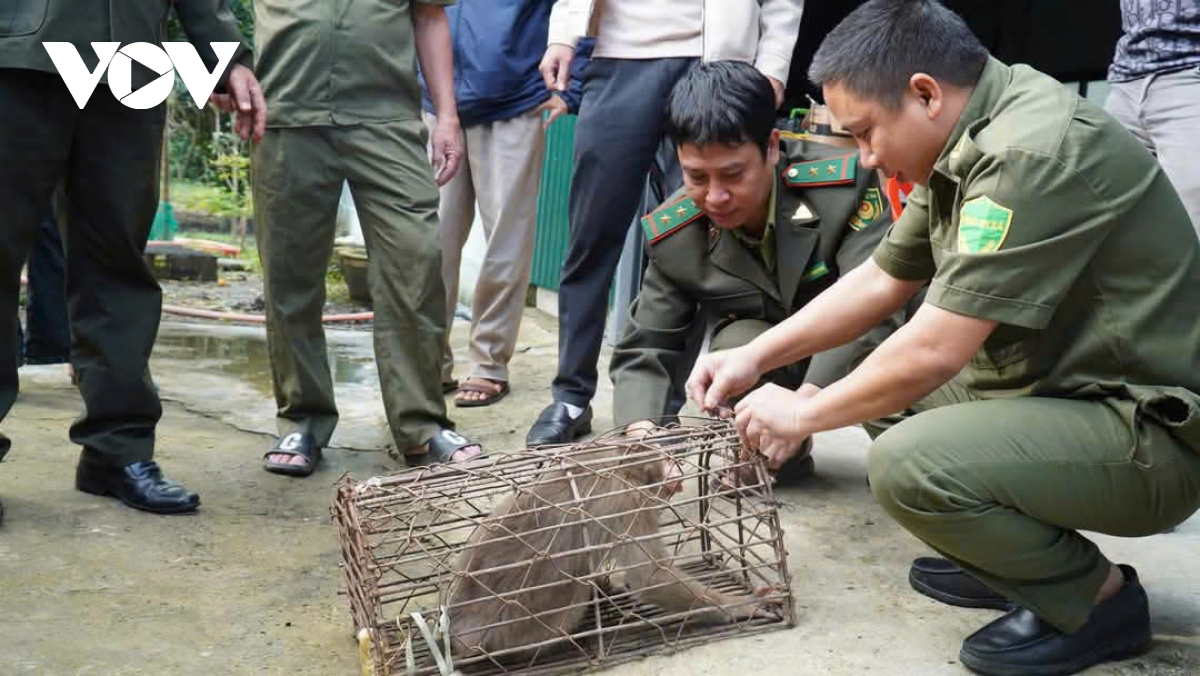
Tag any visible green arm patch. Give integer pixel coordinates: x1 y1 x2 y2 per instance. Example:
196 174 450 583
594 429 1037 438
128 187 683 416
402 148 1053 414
640 196 703 244
958 196 1013 253
800 259 830 283
783 153 858 187
847 187 885 231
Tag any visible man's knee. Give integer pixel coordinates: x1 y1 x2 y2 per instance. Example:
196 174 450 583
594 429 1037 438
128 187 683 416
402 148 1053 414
708 319 772 352
867 415 972 519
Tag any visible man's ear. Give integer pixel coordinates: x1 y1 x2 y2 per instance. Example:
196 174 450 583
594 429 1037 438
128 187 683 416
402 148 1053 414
909 73 944 119
766 128 781 166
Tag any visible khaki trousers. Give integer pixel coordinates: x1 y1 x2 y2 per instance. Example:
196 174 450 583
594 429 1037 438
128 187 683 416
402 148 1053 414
422 108 545 384
252 121 453 450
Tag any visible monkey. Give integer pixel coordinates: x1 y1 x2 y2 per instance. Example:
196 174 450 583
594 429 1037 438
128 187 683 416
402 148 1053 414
440 442 778 659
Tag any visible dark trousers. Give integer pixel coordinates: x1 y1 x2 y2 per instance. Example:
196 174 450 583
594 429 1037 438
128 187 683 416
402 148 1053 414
552 57 699 408
0 68 164 466
18 196 71 366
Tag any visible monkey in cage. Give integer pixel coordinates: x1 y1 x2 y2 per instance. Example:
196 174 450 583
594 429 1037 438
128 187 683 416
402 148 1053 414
439 442 779 659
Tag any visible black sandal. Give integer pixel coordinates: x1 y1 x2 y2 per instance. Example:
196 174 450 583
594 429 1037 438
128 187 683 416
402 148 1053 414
404 428 486 467
263 432 322 477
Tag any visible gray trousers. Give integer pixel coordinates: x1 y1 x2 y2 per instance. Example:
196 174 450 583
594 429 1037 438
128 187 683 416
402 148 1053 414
1106 67 1200 237
552 57 699 408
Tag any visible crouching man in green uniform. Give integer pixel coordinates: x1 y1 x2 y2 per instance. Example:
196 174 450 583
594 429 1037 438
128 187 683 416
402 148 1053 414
612 61 920 485
688 1 1200 674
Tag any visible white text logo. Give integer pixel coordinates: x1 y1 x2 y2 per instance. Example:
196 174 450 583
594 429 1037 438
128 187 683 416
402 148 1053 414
43 41 239 109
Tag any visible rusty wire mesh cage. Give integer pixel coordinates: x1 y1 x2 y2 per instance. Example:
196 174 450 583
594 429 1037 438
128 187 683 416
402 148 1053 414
332 418 795 676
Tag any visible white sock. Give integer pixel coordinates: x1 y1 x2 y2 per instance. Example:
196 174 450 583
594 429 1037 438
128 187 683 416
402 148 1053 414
563 403 584 419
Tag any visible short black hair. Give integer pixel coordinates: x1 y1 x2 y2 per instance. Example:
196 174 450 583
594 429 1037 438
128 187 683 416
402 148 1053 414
664 61 776 156
808 0 988 108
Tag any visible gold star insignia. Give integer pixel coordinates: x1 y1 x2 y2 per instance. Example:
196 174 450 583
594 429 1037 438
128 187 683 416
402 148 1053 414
826 163 838 175
659 214 672 225
676 206 688 216
808 167 819 177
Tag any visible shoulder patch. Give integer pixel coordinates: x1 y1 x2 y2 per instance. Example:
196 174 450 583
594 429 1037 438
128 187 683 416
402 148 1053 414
848 187 885 231
641 196 703 244
783 153 858 187
958 196 1013 253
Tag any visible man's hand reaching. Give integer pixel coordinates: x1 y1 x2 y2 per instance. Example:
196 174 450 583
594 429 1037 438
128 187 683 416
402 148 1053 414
686 346 763 417
208 64 266 143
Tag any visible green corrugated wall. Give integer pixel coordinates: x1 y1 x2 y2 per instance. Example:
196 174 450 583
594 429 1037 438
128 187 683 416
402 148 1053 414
531 114 577 291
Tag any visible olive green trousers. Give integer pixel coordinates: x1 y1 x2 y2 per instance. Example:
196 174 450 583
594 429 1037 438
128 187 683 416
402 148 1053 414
252 121 454 450
865 380 1200 632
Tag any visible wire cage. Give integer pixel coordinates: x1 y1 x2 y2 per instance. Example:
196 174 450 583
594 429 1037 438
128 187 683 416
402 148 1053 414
332 419 795 676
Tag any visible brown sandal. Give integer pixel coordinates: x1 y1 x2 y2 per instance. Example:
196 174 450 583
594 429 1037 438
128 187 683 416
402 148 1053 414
453 378 510 408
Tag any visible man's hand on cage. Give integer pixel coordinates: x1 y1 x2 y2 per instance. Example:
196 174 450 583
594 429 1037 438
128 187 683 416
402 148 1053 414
734 383 815 470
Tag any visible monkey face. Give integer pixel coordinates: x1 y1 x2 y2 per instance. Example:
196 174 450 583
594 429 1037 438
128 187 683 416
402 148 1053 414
658 459 685 498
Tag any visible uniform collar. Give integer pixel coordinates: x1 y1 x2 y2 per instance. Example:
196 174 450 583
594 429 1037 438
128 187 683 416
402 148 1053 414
932 57 1010 181
730 175 779 272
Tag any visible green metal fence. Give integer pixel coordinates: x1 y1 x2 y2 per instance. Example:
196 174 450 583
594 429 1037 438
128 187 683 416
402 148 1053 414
530 114 577 291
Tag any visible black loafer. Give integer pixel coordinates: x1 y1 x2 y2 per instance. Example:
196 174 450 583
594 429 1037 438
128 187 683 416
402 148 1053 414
959 564 1151 676
76 456 200 514
526 403 593 446
910 557 1013 611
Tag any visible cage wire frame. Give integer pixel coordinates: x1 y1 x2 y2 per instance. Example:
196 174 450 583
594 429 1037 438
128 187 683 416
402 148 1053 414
332 417 796 676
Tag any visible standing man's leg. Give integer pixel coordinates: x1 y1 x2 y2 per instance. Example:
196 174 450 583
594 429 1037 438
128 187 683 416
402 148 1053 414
528 57 699 445
24 188 71 365
0 69 74 465
869 397 1200 673
254 127 344 476
1137 68 1200 236
65 84 197 512
342 120 482 464
422 110 477 394
453 107 545 407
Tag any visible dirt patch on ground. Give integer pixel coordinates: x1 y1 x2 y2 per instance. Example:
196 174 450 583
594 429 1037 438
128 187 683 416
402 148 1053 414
159 269 372 328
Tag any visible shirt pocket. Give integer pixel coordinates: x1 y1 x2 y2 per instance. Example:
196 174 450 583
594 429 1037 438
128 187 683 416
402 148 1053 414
968 329 1035 386
0 0 48 37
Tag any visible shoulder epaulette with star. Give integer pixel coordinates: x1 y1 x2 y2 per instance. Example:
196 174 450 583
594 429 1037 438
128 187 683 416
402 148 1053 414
782 152 858 188
640 195 703 244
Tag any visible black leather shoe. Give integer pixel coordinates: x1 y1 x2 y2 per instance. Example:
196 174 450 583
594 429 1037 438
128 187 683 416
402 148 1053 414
76 457 200 514
910 557 1014 611
526 403 593 446
959 564 1151 676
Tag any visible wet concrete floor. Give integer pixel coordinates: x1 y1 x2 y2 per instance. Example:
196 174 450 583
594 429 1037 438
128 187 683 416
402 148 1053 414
1 310 1197 675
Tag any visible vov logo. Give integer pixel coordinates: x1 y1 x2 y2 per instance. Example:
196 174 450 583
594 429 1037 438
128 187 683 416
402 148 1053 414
43 41 240 110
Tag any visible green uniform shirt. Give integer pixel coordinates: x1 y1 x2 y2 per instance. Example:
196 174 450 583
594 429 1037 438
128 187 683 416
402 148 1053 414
873 57 1200 448
610 138 899 425
254 0 453 127
0 1 250 91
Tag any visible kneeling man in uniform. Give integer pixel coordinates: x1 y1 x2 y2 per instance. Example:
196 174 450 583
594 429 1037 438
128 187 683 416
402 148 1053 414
690 1 1200 674
611 60 921 485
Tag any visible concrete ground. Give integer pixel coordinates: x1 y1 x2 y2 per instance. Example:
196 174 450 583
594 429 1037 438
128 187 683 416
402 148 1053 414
1 309 1197 675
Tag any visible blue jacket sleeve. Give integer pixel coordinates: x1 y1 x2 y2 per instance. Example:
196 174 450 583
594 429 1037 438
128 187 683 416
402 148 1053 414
556 37 594 114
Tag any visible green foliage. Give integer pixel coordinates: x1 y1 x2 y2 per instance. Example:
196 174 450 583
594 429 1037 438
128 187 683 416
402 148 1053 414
165 1 257 211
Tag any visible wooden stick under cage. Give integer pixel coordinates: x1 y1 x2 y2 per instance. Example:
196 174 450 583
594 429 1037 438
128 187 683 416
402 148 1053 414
332 419 796 676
